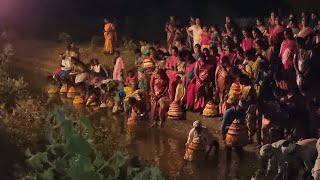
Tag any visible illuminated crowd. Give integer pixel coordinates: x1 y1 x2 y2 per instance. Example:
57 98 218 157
47 12 320 179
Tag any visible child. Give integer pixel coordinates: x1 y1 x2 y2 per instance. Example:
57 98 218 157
125 69 138 86
113 82 126 113
140 40 150 55
137 68 149 91
113 51 125 82
200 26 211 50
89 59 108 77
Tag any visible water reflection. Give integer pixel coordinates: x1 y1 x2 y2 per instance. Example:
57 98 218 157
57 98 260 179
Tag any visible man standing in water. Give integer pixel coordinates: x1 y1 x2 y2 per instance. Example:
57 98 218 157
103 18 116 55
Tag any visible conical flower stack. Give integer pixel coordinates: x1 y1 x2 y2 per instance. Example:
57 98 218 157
225 119 249 147
86 94 97 106
143 58 154 69
59 84 68 94
67 86 77 98
167 101 183 120
73 95 84 105
202 101 218 117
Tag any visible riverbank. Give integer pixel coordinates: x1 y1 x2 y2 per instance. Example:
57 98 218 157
7 38 261 179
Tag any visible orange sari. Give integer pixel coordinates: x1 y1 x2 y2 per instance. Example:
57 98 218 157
104 23 115 53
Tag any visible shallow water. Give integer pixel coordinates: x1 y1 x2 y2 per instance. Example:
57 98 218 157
61 98 261 180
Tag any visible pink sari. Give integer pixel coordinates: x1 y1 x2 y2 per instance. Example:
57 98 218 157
280 39 296 70
241 38 253 51
194 60 213 111
166 56 179 101
269 25 285 45
113 57 124 81
219 52 236 65
185 62 196 110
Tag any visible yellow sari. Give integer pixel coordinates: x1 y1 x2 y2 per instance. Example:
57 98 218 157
104 23 115 53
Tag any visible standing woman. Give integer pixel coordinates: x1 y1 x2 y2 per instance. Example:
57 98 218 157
166 47 179 102
215 57 231 115
113 51 125 82
193 53 214 111
297 17 315 46
188 18 203 48
103 18 116 55
150 69 170 127
268 17 285 51
241 28 254 51
279 28 297 71
185 52 197 111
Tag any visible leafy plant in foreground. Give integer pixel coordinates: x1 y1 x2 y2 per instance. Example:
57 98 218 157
25 106 163 180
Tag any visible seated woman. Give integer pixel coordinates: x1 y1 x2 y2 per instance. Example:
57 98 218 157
184 120 219 161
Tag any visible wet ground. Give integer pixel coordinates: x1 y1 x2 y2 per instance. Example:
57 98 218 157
55 96 261 180
5 39 262 180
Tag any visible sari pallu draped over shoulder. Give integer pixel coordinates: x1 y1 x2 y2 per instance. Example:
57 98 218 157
193 60 213 111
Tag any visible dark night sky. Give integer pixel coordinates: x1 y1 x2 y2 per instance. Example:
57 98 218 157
1 0 320 40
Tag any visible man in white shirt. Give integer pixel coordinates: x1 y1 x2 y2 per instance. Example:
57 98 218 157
187 18 203 46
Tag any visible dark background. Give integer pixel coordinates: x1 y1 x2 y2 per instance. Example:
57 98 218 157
1 0 320 41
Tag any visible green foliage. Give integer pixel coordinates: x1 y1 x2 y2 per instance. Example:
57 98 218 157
25 106 164 180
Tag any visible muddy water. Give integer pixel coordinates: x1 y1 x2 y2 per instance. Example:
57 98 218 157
55 96 261 180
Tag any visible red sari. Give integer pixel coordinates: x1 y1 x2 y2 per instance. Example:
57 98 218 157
194 60 213 111
185 62 196 110
150 74 170 123
166 55 179 101
269 25 285 45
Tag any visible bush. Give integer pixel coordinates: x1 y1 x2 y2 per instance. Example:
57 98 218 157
22 106 164 180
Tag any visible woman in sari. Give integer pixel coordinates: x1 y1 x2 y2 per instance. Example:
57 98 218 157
185 52 197 111
241 28 253 52
298 17 315 46
220 43 236 65
215 57 231 115
184 120 219 162
174 52 186 103
166 47 179 102
279 28 297 89
193 53 214 111
150 69 170 127
269 17 285 48
280 28 296 69
103 19 116 54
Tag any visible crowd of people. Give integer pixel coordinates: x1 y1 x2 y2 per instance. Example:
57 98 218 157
46 12 320 179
